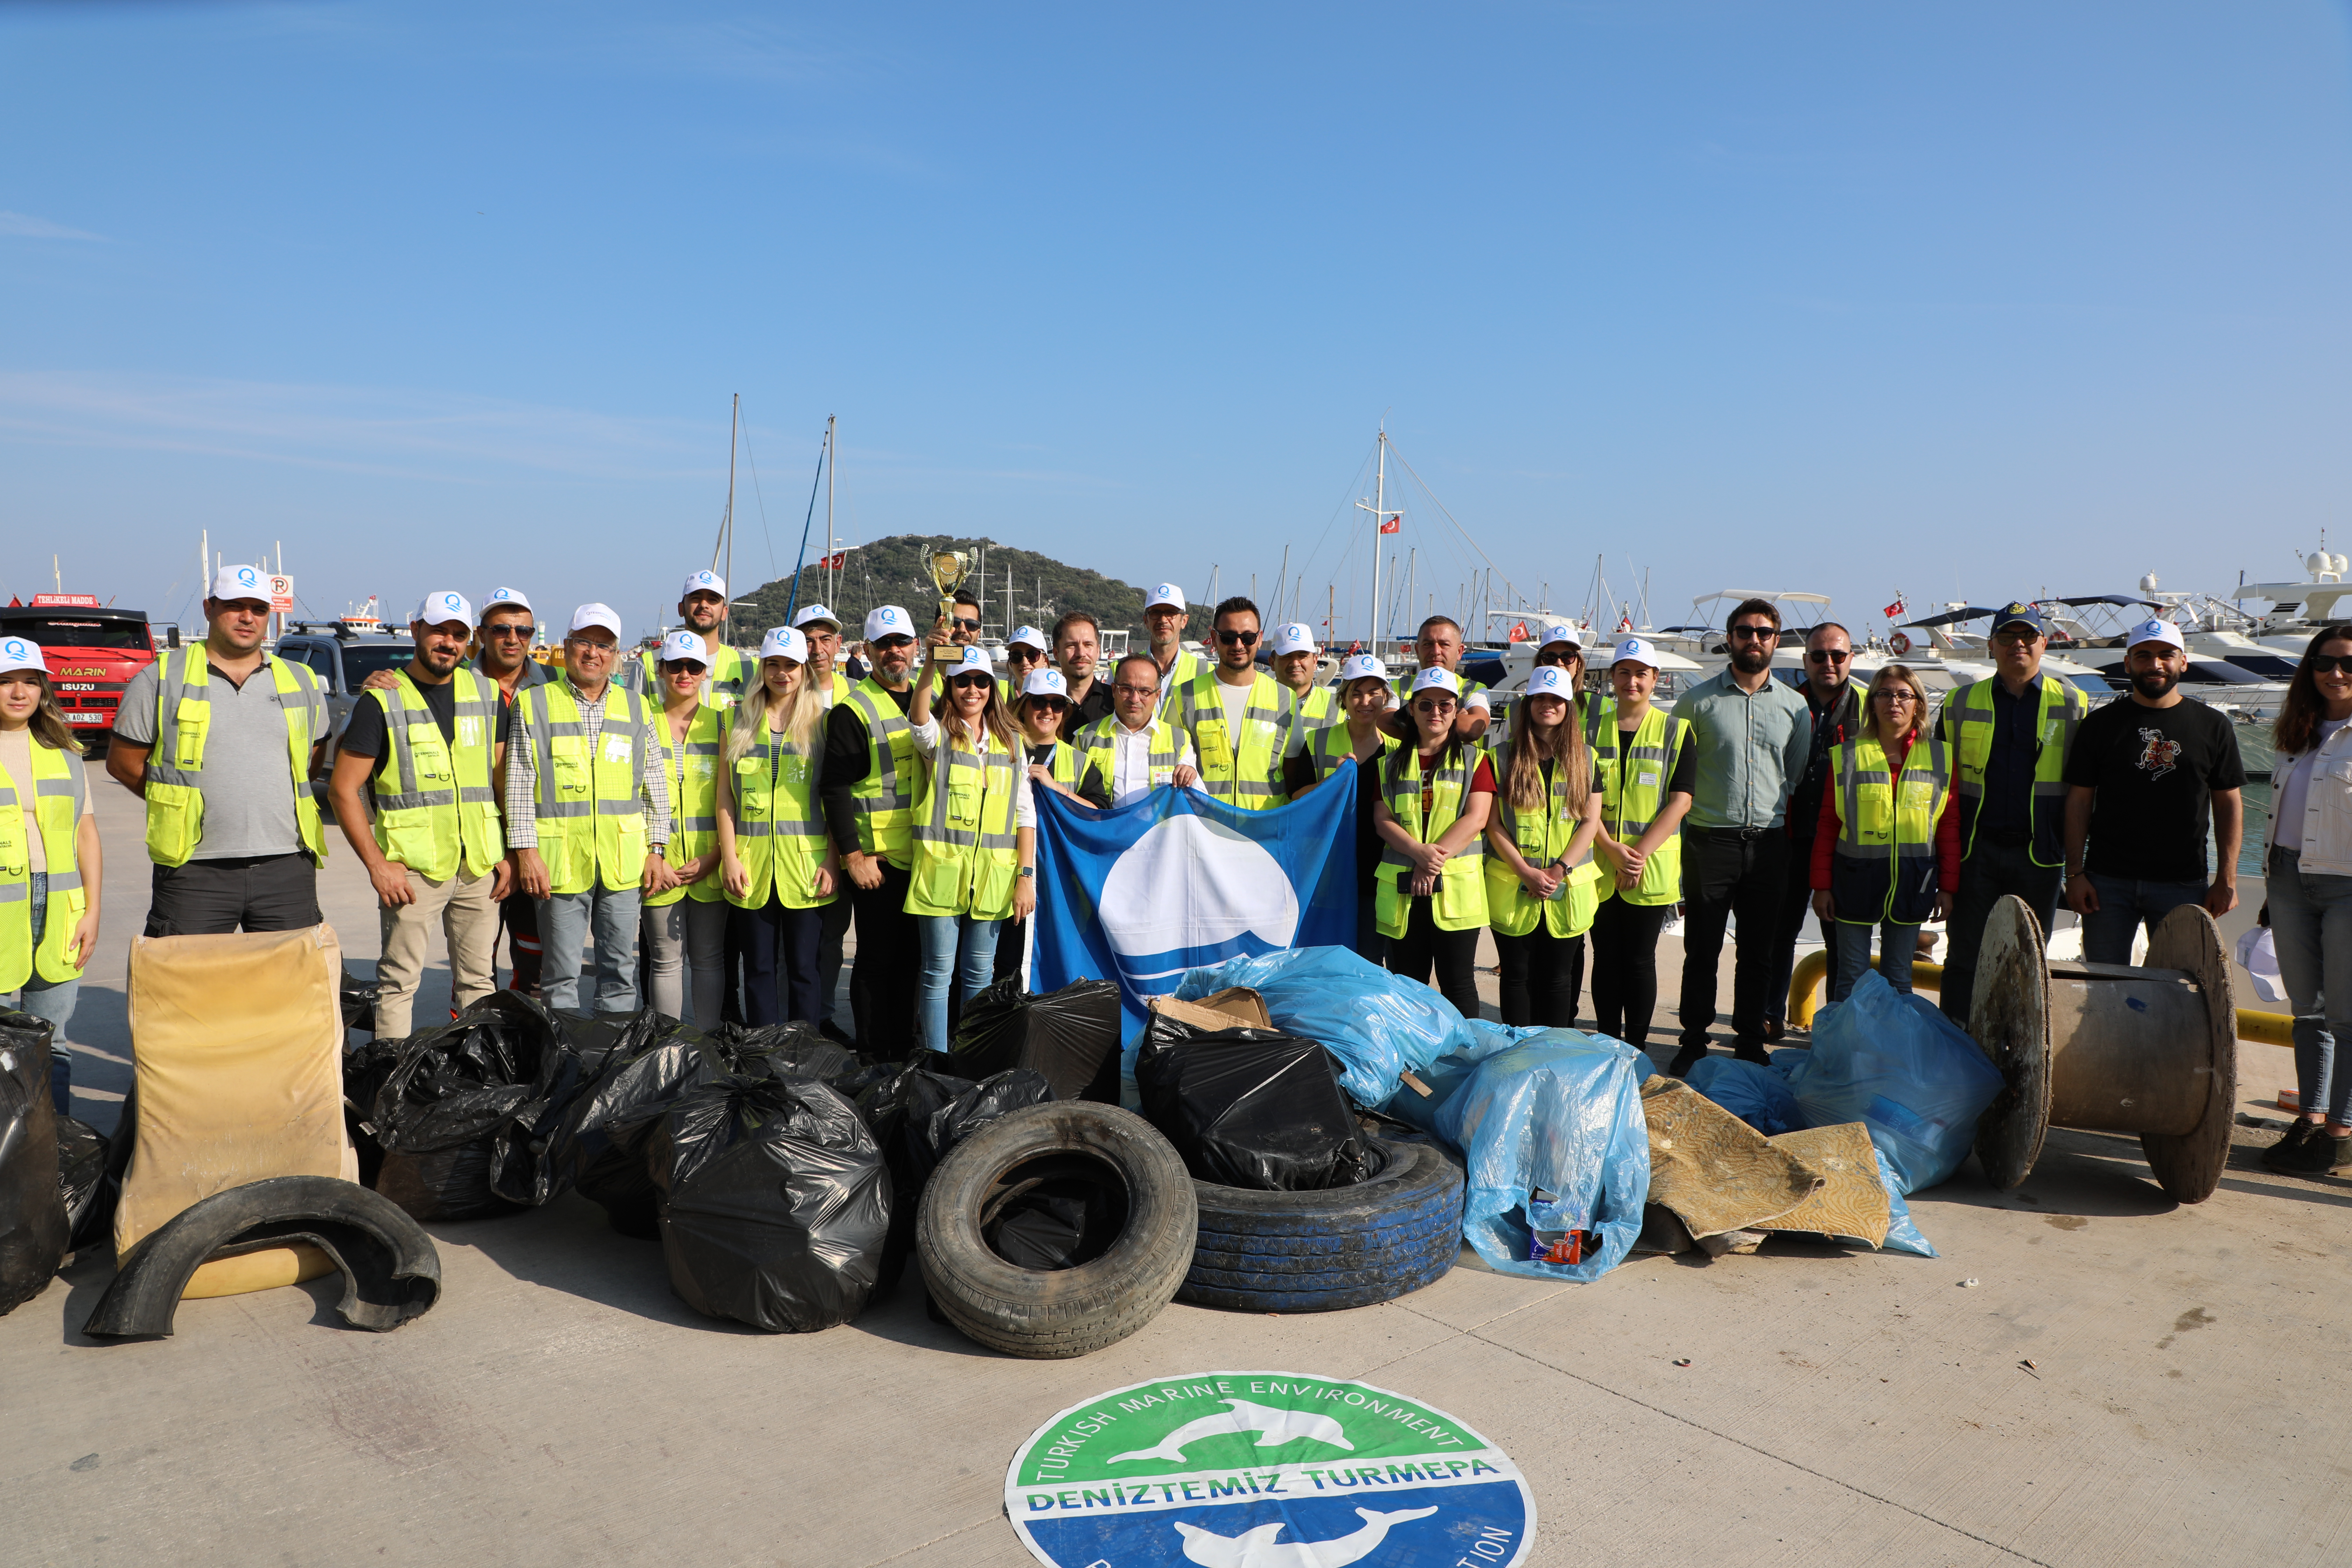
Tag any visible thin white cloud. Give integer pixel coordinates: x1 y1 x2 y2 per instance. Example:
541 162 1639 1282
0 211 104 241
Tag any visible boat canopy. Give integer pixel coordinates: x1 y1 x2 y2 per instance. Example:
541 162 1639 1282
1901 606 1998 629
2049 594 2160 610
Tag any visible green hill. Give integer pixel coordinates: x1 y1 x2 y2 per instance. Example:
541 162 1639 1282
727 535 1212 645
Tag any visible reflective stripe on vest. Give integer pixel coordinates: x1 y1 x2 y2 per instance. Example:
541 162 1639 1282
0 738 88 991
1304 721 1393 783
907 730 1021 919
1590 699 1687 906
725 719 831 911
1076 715 1183 799
369 667 502 882
846 679 917 865
1484 740 1600 939
649 704 727 906
1830 734 1952 925
1942 674 2086 867
1172 670 1294 809
1375 743 1489 936
637 642 748 709
526 680 648 895
143 644 326 868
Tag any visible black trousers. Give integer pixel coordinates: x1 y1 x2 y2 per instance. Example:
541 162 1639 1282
1940 838 2065 1032
1590 897 1672 1045
144 852 321 938
849 860 920 1055
993 915 1026 984
1677 828 1788 1050
734 897 827 1026
1493 925 1584 1028
1354 889 1388 969
1763 833 1823 1026
1385 898 1481 1020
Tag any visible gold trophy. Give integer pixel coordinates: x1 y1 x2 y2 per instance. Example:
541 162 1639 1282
926 547 973 633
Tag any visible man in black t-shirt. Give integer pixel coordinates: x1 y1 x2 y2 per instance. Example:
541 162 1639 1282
2062 619 2245 964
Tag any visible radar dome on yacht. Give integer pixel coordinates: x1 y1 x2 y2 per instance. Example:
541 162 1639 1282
2308 553 2328 575
2138 572 2161 596
2332 553 2347 576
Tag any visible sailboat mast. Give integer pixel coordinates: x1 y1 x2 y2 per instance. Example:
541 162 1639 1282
825 414 837 606
1372 431 1386 651
715 393 738 602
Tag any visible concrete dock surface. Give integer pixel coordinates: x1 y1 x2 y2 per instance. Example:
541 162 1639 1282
4 784 2345 1568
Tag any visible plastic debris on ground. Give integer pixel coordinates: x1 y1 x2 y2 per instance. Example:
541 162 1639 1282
339 967 383 1034
1432 1029 1650 1282
1684 1054 1806 1136
856 1065 1056 1286
948 978 1122 1102
0 1011 66 1316
1790 971 2005 1194
1383 1018 1572 1133
1640 1077 1824 1239
1171 945 1474 1108
646 1073 891 1332
1135 1010 1366 1191
55 1113 112 1248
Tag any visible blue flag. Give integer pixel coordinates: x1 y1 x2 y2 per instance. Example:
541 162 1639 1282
1032 774 1359 1047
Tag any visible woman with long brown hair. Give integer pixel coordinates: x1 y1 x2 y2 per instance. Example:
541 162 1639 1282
1811 663 1957 1003
719 626 840 1026
0 636 102 1115
1483 666 1604 1025
2260 624 2352 1176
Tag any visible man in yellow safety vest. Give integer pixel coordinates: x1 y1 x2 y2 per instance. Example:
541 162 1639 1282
628 570 748 708
819 604 926 1050
792 601 855 1041
1166 596 1297 811
1142 582 1206 701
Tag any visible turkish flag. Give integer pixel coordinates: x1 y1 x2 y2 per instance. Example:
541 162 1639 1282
1884 597 1906 620
1508 622 1528 642
1379 514 1401 535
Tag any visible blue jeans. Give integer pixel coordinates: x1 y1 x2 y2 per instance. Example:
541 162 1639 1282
2 872 80 1114
1828 919 1919 1003
916 913 1001 1053
2266 846 2352 1128
539 885 643 1015
2081 873 2208 965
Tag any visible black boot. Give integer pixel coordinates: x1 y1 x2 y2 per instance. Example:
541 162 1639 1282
2270 1127 2351 1178
1665 1043 1709 1078
2261 1120 2318 1171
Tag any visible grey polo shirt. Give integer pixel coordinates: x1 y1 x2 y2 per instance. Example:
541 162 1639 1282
1669 667 1811 831
116 655 327 860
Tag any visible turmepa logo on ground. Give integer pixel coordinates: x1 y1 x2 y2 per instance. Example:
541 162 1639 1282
1005 1371 1533 1567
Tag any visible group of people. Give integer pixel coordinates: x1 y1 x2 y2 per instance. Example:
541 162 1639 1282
6 570 2340 1181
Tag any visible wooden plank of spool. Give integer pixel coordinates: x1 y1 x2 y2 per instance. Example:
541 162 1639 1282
2140 903 2238 1204
1971 895 2052 1191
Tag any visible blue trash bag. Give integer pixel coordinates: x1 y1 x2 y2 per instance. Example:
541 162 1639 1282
1876 1149 1937 1258
1787 971 2005 1194
1383 1018 1545 1133
1173 946 1476 1108
1684 1056 1806 1136
1431 1031 1650 1282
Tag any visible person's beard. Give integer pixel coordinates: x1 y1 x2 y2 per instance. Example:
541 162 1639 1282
2133 666 2180 700
1731 643 1771 674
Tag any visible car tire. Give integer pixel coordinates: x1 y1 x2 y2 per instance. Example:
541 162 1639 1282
917 1101 1195 1359
1178 1137 1463 1313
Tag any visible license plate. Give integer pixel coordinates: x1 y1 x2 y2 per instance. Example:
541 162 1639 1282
65 713 107 724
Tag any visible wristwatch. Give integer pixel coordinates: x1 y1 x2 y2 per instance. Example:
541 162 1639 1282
1018 866 1035 879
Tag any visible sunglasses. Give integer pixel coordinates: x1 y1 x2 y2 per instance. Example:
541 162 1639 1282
484 625 532 640
1728 624 1777 641
1026 697 1069 713
2307 655 2352 676
951 617 981 632
1805 649 1851 663
1215 630 1259 646
1534 649 1579 665
872 635 915 650
949 671 994 690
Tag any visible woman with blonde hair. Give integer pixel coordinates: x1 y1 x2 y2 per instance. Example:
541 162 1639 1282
0 636 101 1115
640 631 728 1024
1811 663 1958 1003
906 637 1036 1052
719 626 839 1024
1484 666 1604 1026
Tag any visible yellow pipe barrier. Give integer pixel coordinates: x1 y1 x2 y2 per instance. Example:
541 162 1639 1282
1785 946 2295 1046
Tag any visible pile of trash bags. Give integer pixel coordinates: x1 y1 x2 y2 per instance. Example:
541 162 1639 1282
1134 1011 1364 1191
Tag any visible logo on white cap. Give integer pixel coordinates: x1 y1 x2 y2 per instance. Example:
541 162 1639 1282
1612 636 1659 667
1008 624 1049 652
865 606 912 642
2126 618 2186 653
1144 583 1186 610
1540 623 1582 650
1410 667 1462 697
758 626 809 663
481 587 532 617
1269 623 1315 657
1524 666 1574 699
0 636 44 676
1021 668 1070 701
1339 654 1387 684
415 590 473 628
570 603 624 638
660 630 710 666
682 570 726 599
211 564 267 602
792 603 840 630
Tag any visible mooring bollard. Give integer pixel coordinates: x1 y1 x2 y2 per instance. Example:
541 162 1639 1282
1968 896 2238 1204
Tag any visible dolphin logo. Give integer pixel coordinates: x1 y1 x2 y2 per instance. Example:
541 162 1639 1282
1108 1399 1353 1466
1173 1506 1438 1568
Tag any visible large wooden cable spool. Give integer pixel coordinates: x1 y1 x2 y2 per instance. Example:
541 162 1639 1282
1968 895 2239 1204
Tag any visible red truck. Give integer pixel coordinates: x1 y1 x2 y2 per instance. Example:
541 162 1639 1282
0 593 174 753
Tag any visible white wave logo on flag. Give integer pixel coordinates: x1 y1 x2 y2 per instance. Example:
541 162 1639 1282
1098 816 1300 988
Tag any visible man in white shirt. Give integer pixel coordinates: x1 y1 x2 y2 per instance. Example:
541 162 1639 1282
1077 653 1199 807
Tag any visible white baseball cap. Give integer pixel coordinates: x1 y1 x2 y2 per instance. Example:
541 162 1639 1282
1611 636 1660 668
1524 666 1575 699
2126 618 2186 653
479 586 533 620
864 605 915 642
569 603 625 639
210 564 269 604
758 626 809 663
944 646 994 680
681 570 726 600
659 630 711 667
1020 668 1070 701
1269 623 1315 657
413 590 473 629
1410 667 1462 698
1538 622 1583 651
1144 583 1186 612
793 603 840 631
1339 654 1387 684
0 635 46 677
1007 624 1050 653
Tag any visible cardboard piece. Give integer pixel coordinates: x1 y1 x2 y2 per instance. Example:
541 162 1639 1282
1639 1076 1823 1240
1147 987 1272 1035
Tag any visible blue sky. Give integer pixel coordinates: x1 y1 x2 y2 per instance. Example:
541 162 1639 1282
4 2 2348 644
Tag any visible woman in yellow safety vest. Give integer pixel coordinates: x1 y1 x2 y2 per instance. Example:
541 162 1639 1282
1484 665 1604 1027
991 667 1108 986
641 631 728 1025
906 639 1037 1053
1811 663 1956 1004
1373 667 1494 1019
1587 638 1695 1049
0 636 101 1115
1283 653 1398 961
719 626 839 1024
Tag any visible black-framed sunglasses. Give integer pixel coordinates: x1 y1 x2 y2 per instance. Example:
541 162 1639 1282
1728 624 1777 641
483 624 533 640
1805 649 1851 663
1215 629 1259 646
949 671 995 690
1024 696 1070 713
2306 654 2352 676
951 617 982 632
872 635 915 650
1534 648 1579 666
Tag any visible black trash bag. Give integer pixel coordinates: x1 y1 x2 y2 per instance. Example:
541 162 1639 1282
340 967 383 1034
982 1168 1128 1272
1135 1014 1367 1191
647 1073 891 1332
56 1113 113 1249
855 1066 1054 1289
539 1016 723 1237
949 978 1122 1103
370 993 573 1222
0 1011 67 1316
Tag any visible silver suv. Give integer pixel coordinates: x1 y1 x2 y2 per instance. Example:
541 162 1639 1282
273 622 420 765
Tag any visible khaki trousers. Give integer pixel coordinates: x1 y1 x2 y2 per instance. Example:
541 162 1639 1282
375 864 502 1038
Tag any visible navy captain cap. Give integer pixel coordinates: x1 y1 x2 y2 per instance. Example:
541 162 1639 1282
1991 602 2049 637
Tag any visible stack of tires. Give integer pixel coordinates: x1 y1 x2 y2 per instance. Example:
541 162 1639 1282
1181 1139 1462 1313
